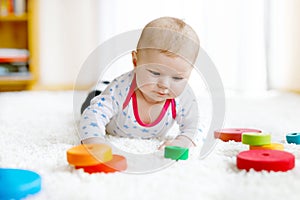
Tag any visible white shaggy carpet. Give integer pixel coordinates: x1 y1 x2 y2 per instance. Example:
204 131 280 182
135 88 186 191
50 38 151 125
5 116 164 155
0 90 300 200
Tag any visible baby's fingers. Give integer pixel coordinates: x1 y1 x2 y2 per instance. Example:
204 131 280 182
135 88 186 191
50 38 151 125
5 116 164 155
158 140 172 150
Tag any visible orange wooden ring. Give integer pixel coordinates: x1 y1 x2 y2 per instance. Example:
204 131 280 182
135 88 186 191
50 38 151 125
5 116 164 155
75 155 127 173
214 128 261 142
67 144 112 166
250 143 284 150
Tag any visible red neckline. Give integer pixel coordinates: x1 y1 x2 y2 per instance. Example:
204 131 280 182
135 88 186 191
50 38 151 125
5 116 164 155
132 92 171 127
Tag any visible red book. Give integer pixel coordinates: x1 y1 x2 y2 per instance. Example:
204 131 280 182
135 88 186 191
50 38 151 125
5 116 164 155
0 48 29 63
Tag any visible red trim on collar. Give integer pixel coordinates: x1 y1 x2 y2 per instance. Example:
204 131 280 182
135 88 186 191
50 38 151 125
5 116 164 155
122 73 177 127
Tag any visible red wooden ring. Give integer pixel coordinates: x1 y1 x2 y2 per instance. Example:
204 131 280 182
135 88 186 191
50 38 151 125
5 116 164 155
237 150 295 172
75 155 127 174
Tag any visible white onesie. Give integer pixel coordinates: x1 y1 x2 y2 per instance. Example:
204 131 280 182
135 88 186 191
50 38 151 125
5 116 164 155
80 70 203 144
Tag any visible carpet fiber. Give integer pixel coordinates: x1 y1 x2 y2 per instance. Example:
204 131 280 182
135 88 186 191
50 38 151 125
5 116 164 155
0 91 300 200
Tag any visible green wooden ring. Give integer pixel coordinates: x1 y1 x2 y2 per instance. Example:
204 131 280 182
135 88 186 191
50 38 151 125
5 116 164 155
164 146 189 160
242 132 271 146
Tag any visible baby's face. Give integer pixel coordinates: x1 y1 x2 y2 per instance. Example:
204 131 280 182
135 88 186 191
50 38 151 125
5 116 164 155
134 50 193 103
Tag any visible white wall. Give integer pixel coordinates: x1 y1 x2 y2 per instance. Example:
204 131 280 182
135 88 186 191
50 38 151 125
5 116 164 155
38 0 100 88
37 0 268 91
269 0 300 91
38 0 184 89
37 0 300 92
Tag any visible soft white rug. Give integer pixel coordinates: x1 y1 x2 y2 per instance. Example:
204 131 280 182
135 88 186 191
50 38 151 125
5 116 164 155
0 90 300 200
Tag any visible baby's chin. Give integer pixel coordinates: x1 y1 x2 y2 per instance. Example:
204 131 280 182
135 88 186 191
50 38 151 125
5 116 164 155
149 93 177 103
138 88 177 102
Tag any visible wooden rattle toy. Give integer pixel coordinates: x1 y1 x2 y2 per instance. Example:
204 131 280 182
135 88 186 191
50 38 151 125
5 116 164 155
214 128 261 142
164 146 189 160
67 144 112 166
76 154 127 173
237 150 295 172
0 168 41 199
286 133 300 145
249 143 284 150
242 132 271 146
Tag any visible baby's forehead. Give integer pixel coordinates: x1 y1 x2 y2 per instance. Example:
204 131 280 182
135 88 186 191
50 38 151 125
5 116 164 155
137 50 194 73
137 27 199 63
138 49 195 65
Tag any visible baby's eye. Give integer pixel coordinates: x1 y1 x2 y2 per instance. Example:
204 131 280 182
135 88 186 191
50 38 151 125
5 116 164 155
148 70 160 76
172 77 184 81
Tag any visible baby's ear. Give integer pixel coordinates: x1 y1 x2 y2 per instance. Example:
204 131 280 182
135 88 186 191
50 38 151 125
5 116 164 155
131 51 138 67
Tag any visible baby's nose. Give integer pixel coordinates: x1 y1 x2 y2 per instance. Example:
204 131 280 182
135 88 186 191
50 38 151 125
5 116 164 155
157 77 170 89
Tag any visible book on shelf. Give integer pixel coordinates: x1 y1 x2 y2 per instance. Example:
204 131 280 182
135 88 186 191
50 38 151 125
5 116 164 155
0 62 29 76
0 48 30 77
0 48 29 62
0 0 26 16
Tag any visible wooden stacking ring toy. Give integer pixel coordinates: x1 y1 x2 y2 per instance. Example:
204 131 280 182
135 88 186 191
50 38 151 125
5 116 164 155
75 155 127 173
164 146 189 160
0 168 41 199
67 144 112 166
237 150 295 172
242 132 271 146
286 133 300 145
214 128 261 142
250 143 284 150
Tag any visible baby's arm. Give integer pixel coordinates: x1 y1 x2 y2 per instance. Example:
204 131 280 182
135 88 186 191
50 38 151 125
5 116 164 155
175 99 200 147
160 87 202 149
79 82 120 144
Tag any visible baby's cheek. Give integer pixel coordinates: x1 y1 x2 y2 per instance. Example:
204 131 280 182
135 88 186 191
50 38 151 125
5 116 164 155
136 75 157 88
170 81 187 96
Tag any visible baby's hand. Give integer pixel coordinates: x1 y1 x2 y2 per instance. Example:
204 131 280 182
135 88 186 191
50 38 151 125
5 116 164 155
81 137 106 144
158 135 195 150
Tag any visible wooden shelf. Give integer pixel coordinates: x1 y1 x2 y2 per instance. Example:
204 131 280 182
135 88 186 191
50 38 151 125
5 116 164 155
0 14 28 21
0 0 39 91
0 76 31 83
0 74 33 91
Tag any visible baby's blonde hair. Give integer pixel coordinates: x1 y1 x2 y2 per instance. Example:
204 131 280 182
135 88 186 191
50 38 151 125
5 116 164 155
137 17 200 63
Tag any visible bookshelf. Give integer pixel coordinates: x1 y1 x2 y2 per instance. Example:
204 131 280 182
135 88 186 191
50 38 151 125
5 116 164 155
0 0 39 91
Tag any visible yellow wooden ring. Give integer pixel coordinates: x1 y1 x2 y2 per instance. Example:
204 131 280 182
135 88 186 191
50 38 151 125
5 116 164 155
249 143 284 150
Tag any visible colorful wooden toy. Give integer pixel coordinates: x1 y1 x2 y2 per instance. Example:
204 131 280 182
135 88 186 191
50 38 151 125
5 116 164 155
67 144 113 166
237 150 295 172
76 155 127 173
250 143 284 151
242 132 271 146
286 133 300 145
0 168 41 199
164 146 189 160
214 128 261 142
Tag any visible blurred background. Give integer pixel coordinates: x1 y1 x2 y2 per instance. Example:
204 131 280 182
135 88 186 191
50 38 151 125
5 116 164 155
0 0 300 93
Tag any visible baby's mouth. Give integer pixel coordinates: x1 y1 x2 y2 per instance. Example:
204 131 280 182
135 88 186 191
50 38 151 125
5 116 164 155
156 91 168 96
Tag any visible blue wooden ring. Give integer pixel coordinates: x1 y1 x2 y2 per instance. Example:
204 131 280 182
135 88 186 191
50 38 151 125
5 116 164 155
0 168 41 199
286 133 300 145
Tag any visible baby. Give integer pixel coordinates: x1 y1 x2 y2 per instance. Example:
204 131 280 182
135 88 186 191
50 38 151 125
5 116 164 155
80 17 201 149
